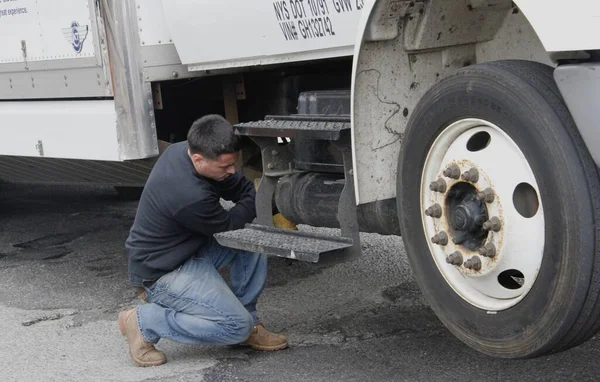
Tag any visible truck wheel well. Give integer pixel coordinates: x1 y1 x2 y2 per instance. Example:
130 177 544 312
351 0 593 205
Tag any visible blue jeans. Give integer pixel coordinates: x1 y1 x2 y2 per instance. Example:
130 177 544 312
136 240 267 345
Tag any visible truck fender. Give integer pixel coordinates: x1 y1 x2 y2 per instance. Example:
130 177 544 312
512 0 600 53
349 0 599 206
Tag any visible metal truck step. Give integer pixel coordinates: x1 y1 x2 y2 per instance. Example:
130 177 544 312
214 224 353 263
234 116 350 140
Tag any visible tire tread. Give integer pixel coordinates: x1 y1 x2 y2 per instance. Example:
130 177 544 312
485 60 600 353
398 59 600 358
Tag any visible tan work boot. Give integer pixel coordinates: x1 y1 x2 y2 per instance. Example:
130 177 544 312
118 308 167 367
242 324 288 351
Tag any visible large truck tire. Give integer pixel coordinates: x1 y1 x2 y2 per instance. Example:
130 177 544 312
397 60 600 358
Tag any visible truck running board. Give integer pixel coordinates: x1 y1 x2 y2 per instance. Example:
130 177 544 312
234 116 350 141
214 224 353 263
222 93 361 264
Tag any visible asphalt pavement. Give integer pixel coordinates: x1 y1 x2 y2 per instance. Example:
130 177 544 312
0 183 598 381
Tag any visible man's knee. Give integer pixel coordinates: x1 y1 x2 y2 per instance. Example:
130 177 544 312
223 311 254 344
239 312 255 340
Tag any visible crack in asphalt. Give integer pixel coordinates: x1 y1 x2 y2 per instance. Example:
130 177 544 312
13 232 83 249
21 310 78 327
2 246 73 261
2 222 129 263
295 326 446 348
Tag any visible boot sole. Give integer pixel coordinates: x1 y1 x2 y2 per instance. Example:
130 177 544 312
119 310 167 367
130 354 167 367
245 342 289 352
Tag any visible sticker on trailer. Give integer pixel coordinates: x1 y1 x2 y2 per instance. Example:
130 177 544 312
273 0 365 41
161 0 365 69
62 21 89 53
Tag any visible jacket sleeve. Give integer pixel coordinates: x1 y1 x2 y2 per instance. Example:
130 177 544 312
173 179 256 236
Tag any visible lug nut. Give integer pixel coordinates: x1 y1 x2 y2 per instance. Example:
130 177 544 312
429 178 447 193
476 188 495 203
479 243 497 258
464 256 482 271
431 231 448 246
446 251 463 266
425 204 442 218
482 216 501 232
443 164 461 179
461 168 479 182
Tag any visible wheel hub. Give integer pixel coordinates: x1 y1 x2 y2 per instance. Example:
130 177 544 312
420 119 544 311
446 184 488 251
427 165 501 278
453 200 483 231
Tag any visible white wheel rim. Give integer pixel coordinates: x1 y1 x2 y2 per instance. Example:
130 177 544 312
421 118 545 311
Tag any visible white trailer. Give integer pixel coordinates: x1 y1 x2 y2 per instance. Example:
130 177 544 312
3 0 600 359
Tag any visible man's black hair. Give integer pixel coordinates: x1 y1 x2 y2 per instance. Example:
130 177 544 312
187 114 242 160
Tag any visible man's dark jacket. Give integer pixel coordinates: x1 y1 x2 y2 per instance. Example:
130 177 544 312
125 141 256 287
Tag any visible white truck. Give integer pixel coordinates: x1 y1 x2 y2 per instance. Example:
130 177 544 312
2 0 600 359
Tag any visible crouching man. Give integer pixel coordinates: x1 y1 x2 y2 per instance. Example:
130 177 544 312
119 114 288 367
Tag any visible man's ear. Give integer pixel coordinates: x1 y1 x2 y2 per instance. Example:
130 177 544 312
190 152 206 166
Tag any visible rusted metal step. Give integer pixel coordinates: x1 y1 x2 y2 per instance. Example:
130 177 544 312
213 224 353 263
